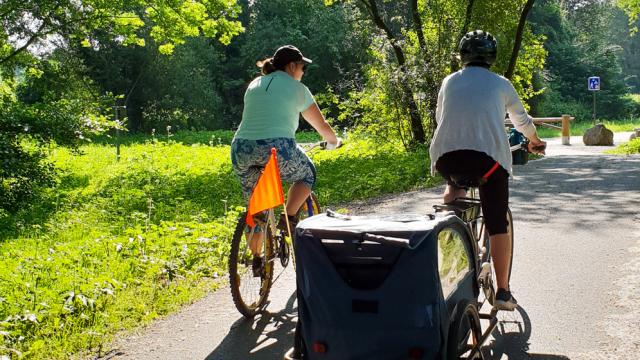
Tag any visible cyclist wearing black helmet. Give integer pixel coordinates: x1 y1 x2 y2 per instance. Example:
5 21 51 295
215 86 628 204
430 30 546 311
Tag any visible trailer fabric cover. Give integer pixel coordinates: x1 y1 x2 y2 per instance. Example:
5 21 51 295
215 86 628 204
294 212 457 360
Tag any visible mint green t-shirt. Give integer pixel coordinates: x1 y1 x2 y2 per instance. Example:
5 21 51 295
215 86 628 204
234 71 316 140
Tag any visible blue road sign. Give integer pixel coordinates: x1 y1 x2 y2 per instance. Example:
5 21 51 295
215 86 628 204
588 76 600 91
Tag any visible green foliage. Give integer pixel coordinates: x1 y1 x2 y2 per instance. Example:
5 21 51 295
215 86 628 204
323 0 548 146
0 54 117 214
0 132 436 358
0 214 237 359
73 0 369 133
530 0 633 119
0 0 243 64
608 10 640 92
607 137 640 154
618 0 640 31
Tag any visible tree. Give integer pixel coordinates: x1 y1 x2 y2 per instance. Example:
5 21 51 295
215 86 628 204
0 0 244 64
618 0 640 30
325 0 436 144
1 50 115 216
325 0 546 145
609 7 640 92
236 0 371 128
529 0 630 119
506 0 537 80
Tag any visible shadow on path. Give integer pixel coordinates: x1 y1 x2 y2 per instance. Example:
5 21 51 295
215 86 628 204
205 291 297 360
482 306 571 360
510 155 640 227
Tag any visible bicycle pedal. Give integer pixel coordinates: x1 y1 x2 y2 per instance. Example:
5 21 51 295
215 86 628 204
478 262 491 277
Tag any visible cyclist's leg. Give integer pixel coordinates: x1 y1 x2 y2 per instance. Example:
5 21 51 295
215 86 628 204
488 233 510 290
286 182 311 216
278 139 316 217
479 167 516 309
444 184 467 203
231 138 271 255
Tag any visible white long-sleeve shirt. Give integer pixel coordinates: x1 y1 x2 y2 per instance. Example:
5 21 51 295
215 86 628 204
429 66 537 175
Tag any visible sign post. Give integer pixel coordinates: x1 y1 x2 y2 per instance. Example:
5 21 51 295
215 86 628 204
588 76 600 125
113 105 127 162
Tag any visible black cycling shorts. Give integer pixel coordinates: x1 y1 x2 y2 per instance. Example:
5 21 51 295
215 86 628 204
435 150 509 235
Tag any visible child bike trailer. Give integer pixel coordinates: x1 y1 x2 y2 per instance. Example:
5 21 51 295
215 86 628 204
285 211 480 360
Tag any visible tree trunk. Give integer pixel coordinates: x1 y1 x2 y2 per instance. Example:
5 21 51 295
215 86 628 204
410 0 439 139
505 0 536 80
451 0 476 72
361 0 426 143
411 0 426 50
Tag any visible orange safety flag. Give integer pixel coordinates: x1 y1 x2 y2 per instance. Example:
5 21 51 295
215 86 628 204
246 148 285 227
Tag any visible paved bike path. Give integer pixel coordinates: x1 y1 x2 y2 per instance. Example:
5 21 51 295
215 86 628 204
108 132 640 359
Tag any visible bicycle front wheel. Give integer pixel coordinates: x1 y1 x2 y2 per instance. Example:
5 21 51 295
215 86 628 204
229 213 275 318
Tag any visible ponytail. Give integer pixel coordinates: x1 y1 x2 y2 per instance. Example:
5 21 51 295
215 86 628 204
256 57 277 75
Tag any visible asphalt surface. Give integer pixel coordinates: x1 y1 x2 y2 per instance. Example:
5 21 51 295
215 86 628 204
106 132 640 360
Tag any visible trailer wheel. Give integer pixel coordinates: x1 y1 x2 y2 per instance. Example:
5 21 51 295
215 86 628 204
447 299 483 360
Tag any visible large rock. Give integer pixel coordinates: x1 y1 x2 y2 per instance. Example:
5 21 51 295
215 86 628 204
630 128 640 141
583 124 614 146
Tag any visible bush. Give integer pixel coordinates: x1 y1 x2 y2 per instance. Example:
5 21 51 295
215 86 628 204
623 94 640 118
534 87 592 121
607 137 640 155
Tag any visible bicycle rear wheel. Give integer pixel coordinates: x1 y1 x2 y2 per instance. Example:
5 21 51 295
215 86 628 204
482 207 514 306
229 212 275 317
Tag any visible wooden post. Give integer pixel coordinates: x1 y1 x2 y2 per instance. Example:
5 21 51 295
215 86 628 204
561 114 570 145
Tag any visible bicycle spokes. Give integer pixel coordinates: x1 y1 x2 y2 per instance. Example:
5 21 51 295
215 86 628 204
277 233 290 267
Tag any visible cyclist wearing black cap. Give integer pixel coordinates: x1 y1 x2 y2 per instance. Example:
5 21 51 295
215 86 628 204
231 45 341 262
430 30 546 311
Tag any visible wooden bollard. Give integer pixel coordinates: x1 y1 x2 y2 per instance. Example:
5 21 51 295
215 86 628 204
561 114 570 145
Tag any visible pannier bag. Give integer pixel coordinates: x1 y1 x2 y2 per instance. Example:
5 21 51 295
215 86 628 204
293 212 476 360
509 128 529 165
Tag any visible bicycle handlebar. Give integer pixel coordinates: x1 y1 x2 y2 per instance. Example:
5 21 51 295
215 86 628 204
300 138 343 153
510 139 546 154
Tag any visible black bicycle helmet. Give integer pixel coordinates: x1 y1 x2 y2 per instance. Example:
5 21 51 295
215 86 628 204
459 30 497 67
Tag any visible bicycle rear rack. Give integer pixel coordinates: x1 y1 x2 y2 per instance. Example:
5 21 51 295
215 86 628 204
433 197 481 223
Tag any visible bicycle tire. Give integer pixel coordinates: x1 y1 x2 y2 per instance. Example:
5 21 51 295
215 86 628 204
446 299 483 360
298 192 321 219
229 212 275 318
283 193 321 271
482 207 514 306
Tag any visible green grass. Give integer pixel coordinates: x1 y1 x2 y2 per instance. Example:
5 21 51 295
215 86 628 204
606 137 640 155
536 118 640 138
0 132 436 359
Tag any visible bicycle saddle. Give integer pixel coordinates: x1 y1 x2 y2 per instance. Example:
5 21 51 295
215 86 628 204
449 161 501 189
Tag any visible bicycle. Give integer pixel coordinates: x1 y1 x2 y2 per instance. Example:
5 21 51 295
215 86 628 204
432 140 540 358
228 141 331 318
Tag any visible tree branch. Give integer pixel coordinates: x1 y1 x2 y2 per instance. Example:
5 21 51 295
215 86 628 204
0 19 49 64
451 0 475 71
505 0 536 80
362 0 405 65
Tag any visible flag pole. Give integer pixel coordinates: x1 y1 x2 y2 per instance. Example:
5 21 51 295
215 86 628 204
282 206 292 238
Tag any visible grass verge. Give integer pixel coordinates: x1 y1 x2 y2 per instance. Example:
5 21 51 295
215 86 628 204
606 137 640 155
